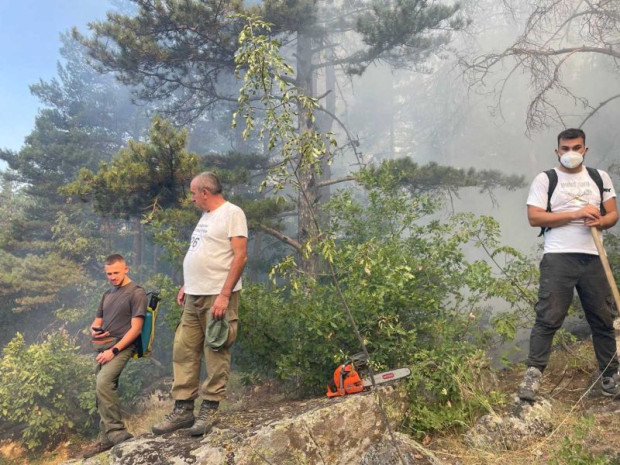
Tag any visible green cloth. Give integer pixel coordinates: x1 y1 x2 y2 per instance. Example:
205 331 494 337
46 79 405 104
206 317 229 350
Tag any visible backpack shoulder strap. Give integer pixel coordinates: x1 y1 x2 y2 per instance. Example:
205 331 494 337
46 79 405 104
538 169 558 237
586 166 608 215
545 169 558 211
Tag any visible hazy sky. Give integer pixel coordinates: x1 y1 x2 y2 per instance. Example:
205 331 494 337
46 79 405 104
0 0 111 153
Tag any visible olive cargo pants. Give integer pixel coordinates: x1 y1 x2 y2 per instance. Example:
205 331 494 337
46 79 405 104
96 345 133 438
171 292 239 402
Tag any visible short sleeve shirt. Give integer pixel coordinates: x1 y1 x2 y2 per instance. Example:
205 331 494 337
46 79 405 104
527 167 616 255
96 282 147 338
183 201 248 295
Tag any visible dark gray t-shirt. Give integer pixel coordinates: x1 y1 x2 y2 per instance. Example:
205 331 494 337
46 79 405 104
96 282 147 338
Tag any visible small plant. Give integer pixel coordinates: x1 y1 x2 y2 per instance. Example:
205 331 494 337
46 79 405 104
549 415 612 465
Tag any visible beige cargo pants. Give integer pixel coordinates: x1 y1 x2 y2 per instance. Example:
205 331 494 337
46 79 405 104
171 292 239 402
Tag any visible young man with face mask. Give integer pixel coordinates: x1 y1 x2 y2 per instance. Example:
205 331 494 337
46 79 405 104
518 128 620 401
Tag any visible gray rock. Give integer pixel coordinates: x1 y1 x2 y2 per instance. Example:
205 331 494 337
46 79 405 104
67 386 440 465
361 432 441 465
464 398 553 451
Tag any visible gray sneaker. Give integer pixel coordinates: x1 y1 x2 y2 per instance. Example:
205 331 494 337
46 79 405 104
518 366 542 401
188 400 219 437
602 372 620 397
152 400 195 435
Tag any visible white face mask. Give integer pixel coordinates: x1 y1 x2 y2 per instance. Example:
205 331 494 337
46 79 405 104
559 151 584 169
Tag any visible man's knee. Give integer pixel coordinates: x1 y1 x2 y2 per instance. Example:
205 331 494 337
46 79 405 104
96 376 116 397
535 295 570 328
173 339 201 364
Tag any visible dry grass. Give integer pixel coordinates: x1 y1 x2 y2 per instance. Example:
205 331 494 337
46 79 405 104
123 371 292 436
125 389 173 436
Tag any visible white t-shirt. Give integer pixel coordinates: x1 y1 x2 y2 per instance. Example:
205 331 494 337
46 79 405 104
183 202 248 295
526 167 615 255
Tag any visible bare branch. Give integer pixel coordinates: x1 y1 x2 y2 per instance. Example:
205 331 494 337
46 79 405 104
256 224 302 251
316 176 356 188
580 93 620 128
461 0 620 131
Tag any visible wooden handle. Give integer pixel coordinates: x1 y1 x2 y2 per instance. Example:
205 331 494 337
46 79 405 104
590 226 620 311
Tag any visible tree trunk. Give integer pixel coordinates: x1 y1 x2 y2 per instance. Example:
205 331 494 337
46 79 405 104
103 217 112 251
152 242 159 274
296 32 320 277
249 231 263 283
318 41 336 213
132 217 143 267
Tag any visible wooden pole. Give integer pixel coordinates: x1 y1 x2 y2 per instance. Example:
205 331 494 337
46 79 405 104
590 226 620 351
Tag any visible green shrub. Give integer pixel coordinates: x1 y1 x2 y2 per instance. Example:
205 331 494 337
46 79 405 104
0 332 96 451
403 344 504 435
236 174 536 432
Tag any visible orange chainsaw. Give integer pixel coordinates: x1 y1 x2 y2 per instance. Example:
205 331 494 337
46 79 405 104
326 353 411 397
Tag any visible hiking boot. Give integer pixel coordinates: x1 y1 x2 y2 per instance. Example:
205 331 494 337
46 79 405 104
602 372 620 397
82 440 113 459
152 400 195 435
518 366 542 401
108 429 133 445
188 400 219 437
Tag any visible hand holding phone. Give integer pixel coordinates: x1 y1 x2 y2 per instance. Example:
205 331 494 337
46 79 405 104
91 326 105 334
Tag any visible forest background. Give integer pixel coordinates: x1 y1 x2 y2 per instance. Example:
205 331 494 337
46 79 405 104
2 0 620 461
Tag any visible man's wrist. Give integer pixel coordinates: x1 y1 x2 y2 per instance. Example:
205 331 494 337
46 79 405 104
111 347 120 356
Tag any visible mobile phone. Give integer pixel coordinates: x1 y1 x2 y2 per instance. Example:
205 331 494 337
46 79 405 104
91 326 105 334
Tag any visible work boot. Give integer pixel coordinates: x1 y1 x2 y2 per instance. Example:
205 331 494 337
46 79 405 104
602 372 620 397
517 366 542 401
82 440 113 459
188 400 219 437
107 429 133 445
152 399 195 435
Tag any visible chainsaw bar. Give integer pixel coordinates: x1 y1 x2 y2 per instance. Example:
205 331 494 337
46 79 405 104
362 367 411 387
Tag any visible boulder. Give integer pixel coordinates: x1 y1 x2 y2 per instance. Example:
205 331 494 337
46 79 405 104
66 386 437 465
464 398 554 451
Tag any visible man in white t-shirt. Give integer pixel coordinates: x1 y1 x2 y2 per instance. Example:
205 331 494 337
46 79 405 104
518 128 620 401
153 172 248 436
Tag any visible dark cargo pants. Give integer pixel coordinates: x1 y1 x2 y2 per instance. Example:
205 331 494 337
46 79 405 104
526 253 618 376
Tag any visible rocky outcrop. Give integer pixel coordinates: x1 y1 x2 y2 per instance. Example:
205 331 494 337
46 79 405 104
66 386 437 465
464 398 554 451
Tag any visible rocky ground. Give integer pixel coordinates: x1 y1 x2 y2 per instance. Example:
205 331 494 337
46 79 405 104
432 342 620 464
4 340 620 464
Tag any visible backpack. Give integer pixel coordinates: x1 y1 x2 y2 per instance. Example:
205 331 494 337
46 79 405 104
538 167 610 236
133 291 160 359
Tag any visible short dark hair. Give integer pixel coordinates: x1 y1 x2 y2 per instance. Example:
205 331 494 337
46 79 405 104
194 171 223 195
557 128 586 145
105 254 125 265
